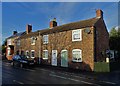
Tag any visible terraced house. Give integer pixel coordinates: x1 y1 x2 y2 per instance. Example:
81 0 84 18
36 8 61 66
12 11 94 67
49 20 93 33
13 9 109 71
6 31 26 60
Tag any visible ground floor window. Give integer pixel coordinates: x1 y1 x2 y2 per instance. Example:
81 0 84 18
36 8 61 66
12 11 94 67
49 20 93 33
43 50 48 60
31 50 35 58
72 49 82 62
26 50 29 58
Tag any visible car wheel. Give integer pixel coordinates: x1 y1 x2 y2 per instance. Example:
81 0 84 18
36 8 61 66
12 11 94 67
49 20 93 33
20 63 23 68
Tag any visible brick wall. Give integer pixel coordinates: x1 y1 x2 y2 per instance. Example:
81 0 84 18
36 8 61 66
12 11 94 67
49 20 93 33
94 18 109 62
42 27 94 71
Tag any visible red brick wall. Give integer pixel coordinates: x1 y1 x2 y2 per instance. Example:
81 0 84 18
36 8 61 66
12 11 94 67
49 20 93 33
42 27 95 71
94 18 109 62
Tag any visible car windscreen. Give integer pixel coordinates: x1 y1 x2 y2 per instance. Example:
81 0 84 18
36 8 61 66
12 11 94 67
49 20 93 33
20 55 27 60
13 55 21 60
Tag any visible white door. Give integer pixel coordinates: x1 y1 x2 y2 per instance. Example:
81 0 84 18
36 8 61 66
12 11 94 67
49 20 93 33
52 50 57 66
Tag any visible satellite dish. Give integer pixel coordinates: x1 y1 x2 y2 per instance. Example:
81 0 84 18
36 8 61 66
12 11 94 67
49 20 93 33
84 28 91 34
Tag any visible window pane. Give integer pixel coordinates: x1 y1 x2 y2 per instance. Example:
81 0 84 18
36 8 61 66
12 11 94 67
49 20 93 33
72 49 82 62
43 35 48 44
43 50 48 59
72 29 82 41
31 51 34 57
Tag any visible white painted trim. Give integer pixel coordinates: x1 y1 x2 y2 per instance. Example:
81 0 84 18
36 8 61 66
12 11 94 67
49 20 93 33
52 50 57 66
31 50 35 58
72 49 82 62
43 50 48 60
72 29 82 42
31 37 36 45
17 39 20 46
43 35 49 44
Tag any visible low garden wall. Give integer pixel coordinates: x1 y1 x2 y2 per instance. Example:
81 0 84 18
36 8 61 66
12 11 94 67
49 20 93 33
94 61 120 72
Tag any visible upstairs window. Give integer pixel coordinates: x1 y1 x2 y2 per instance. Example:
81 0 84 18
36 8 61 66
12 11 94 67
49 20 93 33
72 49 82 62
43 50 48 60
43 35 48 44
72 29 82 41
7 39 11 45
31 50 35 58
31 37 36 45
17 40 20 46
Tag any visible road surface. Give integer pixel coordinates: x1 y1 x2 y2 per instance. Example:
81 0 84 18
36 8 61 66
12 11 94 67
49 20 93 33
2 61 120 85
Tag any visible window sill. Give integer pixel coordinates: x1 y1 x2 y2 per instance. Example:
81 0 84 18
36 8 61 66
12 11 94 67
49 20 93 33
72 60 82 63
31 43 35 45
31 57 35 58
72 39 82 42
43 42 48 44
43 58 48 60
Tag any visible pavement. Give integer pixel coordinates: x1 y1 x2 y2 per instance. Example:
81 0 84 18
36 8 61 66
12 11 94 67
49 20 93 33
2 60 120 85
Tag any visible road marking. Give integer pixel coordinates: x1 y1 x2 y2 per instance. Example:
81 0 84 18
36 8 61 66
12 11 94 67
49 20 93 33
4 64 9 67
21 68 35 72
99 81 116 85
13 80 24 84
49 74 100 86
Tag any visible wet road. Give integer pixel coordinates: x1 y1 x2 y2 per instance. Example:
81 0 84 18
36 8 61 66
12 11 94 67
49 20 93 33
2 61 120 85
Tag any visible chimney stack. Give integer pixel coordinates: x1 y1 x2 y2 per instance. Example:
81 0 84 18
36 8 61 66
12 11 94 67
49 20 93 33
49 18 57 29
96 9 103 18
13 31 17 35
26 24 32 34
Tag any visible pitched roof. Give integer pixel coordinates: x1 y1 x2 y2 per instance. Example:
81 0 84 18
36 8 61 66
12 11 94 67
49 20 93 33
20 31 39 39
7 32 26 39
19 17 100 39
39 17 100 35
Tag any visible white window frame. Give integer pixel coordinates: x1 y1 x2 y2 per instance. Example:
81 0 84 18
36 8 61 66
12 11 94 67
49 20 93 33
31 50 35 58
7 47 11 56
72 49 82 62
43 50 48 60
72 29 82 41
17 39 20 46
26 50 29 58
7 39 11 45
43 35 48 44
31 37 36 45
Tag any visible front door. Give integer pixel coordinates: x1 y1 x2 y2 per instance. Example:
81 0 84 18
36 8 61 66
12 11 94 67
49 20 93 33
61 50 68 67
52 50 57 66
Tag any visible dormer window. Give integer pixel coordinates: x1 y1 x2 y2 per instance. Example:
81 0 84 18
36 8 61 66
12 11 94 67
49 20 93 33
31 37 36 45
43 35 48 44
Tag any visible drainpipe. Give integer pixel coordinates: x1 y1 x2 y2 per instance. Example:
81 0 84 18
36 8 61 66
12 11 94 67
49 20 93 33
39 31 41 64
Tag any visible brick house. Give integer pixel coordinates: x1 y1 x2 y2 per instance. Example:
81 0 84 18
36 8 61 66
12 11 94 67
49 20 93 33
14 25 41 63
6 31 26 60
14 9 109 71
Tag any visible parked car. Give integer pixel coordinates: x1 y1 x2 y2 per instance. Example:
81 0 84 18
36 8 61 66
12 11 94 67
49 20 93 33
11 55 35 68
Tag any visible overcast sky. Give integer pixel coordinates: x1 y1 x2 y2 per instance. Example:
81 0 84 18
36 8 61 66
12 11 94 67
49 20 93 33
2 2 118 42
